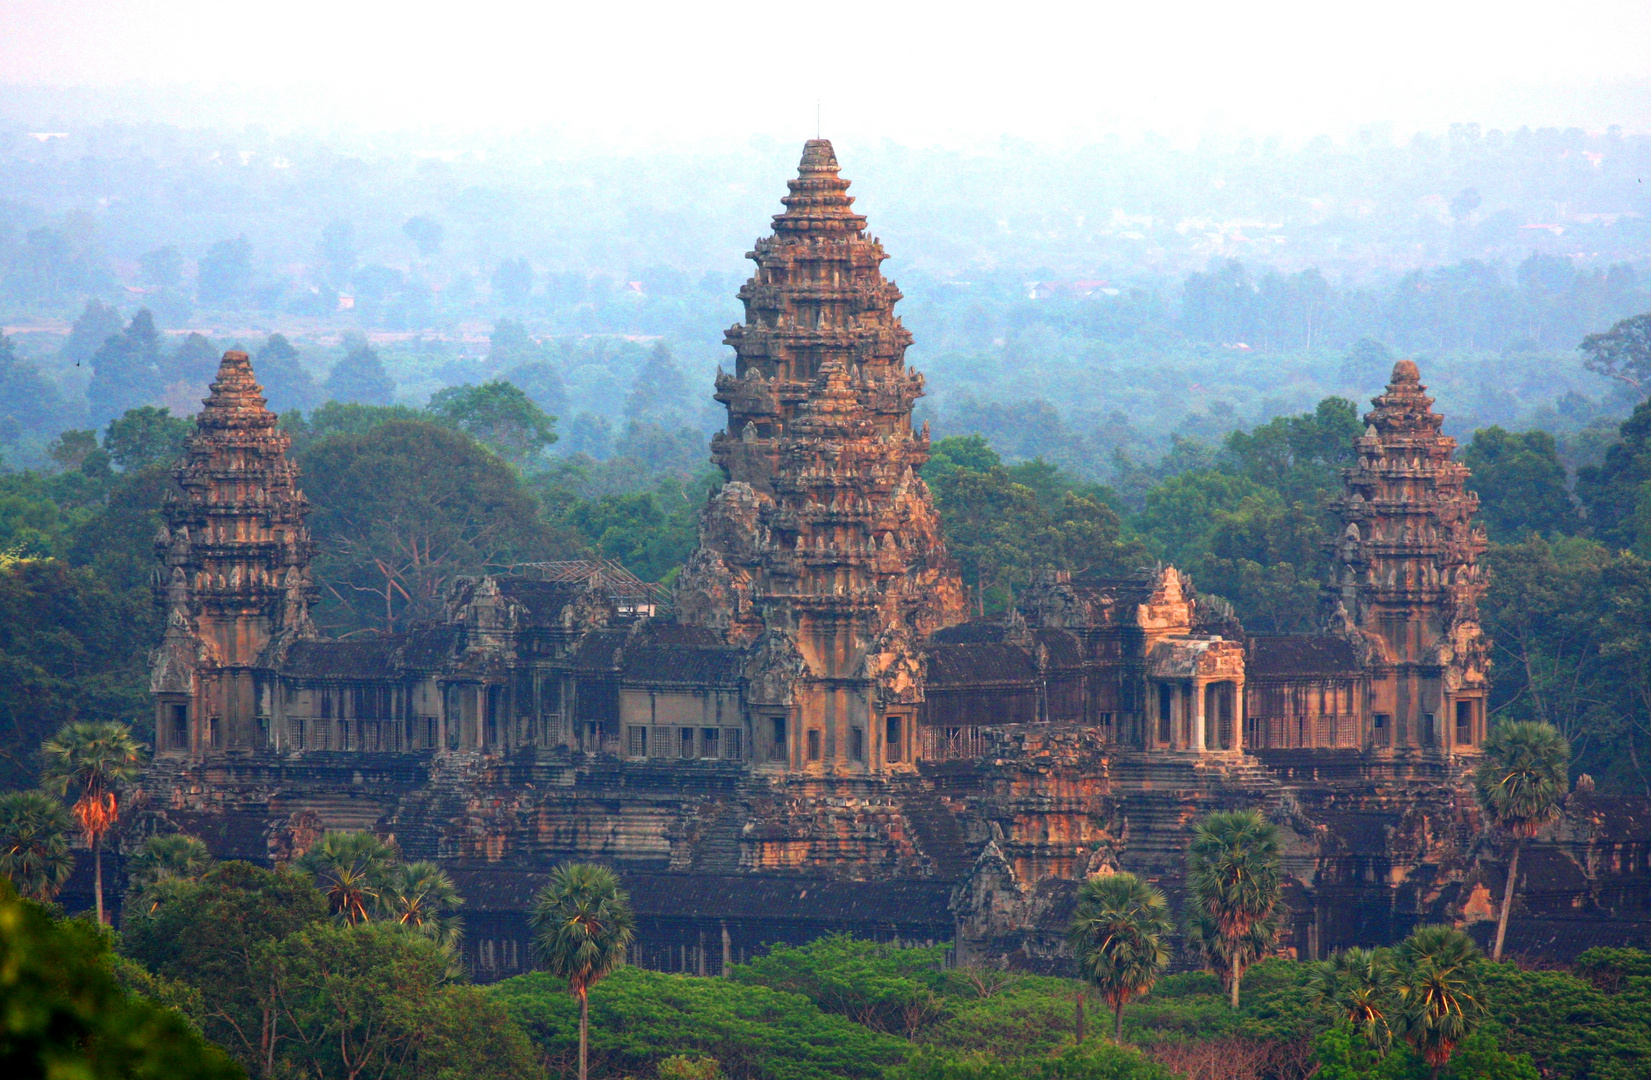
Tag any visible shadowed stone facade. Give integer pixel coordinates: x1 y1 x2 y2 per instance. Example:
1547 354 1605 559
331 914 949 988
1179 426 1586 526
139 141 1651 977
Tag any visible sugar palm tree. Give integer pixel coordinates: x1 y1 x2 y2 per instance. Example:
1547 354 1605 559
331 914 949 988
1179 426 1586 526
378 860 464 946
1185 809 1282 1008
530 863 636 1080
1393 925 1485 1077
1309 946 1396 1054
127 833 213 913
0 789 76 902
40 720 146 923
1473 720 1569 962
297 831 395 924
1067 871 1172 1042
1184 908 1277 1005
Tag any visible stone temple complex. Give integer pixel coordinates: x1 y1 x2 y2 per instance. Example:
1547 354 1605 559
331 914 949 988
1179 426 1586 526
141 141 1649 977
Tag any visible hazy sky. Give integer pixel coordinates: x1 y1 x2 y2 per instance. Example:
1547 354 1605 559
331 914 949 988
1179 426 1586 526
2 0 1649 146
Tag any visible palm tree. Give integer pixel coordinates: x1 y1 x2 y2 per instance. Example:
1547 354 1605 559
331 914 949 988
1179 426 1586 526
1393 925 1484 1077
1066 871 1172 1042
378 860 464 946
127 833 213 913
1309 946 1396 1054
40 720 145 923
297 831 395 924
0 789 76 902
1473 720 1569 962
529 863 636 1080
1185 809 1282 1008
1184 909 1277 1005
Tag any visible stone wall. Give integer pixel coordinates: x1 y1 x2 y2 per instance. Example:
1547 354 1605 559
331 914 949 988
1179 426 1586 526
132 737 1651 979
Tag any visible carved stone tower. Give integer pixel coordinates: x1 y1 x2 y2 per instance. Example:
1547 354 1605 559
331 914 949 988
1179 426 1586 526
151 350 316 755
677 139 968 774
1329 360 1489 755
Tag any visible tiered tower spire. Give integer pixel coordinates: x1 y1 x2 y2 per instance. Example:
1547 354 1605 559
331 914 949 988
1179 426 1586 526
677 140 967 773
151 350 316 754
1329 360 1489 754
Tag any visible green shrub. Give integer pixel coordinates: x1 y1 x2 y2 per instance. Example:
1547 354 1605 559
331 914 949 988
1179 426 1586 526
1313 1024 1537 1080
492 966 908 1080
888 1042 1173 1080
730 935 951 1037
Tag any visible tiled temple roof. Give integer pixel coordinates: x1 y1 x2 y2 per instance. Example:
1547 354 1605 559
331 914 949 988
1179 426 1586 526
285 640 398 679
925 642 1039 686
1246 634 1362 677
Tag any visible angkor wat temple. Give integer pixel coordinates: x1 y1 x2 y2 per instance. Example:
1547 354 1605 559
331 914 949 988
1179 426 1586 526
141 141 1650 977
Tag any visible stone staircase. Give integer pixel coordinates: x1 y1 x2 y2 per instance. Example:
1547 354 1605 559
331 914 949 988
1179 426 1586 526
901 792 976 880
688 802 745 873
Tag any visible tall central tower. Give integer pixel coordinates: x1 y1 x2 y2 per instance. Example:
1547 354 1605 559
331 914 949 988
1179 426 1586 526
677 139 967 774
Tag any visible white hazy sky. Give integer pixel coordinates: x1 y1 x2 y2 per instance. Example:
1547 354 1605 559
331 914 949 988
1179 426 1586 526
2 0 1649 146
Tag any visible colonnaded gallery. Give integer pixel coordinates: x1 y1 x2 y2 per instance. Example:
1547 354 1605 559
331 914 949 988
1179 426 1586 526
140 141 1649 977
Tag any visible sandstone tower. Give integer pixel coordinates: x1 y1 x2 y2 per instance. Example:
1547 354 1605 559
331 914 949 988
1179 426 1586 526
676 139 968 773
1329 360 1489 754
150 350 316 755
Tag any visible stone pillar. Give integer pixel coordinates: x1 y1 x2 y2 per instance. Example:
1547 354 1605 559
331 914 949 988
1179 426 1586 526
1191 680 1207 752
721 921 732 976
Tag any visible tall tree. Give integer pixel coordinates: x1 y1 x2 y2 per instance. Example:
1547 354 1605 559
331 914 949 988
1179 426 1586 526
492 258 534 308
1309 946 1396 1054
297 831 396 925
126 832 213 913
378 860 464 946
59 298 124 367
102 406 194 471
1393 925 1485 1077
1066 871 1172 1041
317 221 357 290
253 334 320 413
122 860 329 1078
162 331 220 391
196 236 253 306
1473 720 1569 962
0 789 75 901
1185 809 1281 1008
39 720 144 923
1462 427 1580 539
0 332 67 443
428 380 558 462
1580 311 1651 398
324 339 396 406
299 420 558 633
86 310 164 424
402 216 444 257
0 877 242 1080
1575 399 1651 553
623 343 692 427
529 863 636 1080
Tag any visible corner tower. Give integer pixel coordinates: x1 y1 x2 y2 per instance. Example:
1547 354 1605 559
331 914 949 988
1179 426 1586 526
1328 360 1489 755
151 350 317 755
677 139 968 773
